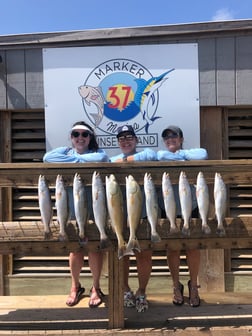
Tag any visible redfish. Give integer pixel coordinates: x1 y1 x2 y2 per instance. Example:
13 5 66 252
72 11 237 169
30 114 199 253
55 174 69 241
179 171 192 235
105 174 127 259
214 172 227 236
162 172 178 233
144 172 161 243
125 175 142 255
38 175 53 240
92 171 109 249
196 172 211 234
73 173 88 242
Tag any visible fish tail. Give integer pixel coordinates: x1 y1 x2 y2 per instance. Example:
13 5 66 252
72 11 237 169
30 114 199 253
99 237 110 250
118 243 128 259
151 232 161 243
125 237 141 255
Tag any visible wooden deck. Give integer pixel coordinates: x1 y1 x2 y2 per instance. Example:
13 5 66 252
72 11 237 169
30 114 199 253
0 293 251 335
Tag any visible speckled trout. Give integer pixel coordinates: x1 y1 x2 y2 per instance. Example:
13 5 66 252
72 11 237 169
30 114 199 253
38 175 53 239
196 171 211 234
55 174 69 241
162 172 178 233
214 172 227 236
92 171 109 249
179 171 192 235
125 175 142 254
105 174 127 259
144 172 161 242
73 172 88 242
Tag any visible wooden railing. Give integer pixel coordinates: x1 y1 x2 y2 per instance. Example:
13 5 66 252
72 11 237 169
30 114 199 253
0 160 252 329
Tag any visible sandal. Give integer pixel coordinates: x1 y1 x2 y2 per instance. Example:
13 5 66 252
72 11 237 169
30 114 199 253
135 294 148 313
124 290 135 308
173 282 184 306
188 280 201 307
89 287 105 308
66 284 85 306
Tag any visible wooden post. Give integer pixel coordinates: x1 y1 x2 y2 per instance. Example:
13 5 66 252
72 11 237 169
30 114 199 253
199 249 225 292
108 247 124 329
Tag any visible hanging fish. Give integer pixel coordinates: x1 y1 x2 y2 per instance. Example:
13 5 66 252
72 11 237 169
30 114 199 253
73 173 88 242
179 171 192 236
125 175 142 255
144 172 161 242
196 172 211 234
214 172 227 236
162 172 178 233
92 171 110 249
55 174 69 241
38 175 53 240
105 174 128 259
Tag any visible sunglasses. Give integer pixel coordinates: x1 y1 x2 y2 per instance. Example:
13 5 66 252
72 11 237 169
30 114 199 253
71 131 91 138
163 133 179 140
118 135 135 143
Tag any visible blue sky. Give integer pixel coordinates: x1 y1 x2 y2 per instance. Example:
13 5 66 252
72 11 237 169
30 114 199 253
0 0 251 36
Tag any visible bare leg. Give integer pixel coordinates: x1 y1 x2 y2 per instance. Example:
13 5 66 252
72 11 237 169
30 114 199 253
123 255 131 292
88 251 104 307
69 251 84 287
186 249 200 286
167 249 184 305
134 250 152 312
186 249 201 307
135 250 152 296
167 250 181 287
66 251 84 306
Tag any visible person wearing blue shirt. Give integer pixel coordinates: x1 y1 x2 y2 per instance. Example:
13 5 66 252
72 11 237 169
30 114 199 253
43 121 109 308
110 125 156 313
157 125 208 308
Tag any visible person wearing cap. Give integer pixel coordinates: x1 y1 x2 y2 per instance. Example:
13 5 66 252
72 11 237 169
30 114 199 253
110 125 157 313
110 125 157 162
157 125 208 308
43 121 109 308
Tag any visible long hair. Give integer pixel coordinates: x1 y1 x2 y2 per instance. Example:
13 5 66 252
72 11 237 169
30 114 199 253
71 121 99 151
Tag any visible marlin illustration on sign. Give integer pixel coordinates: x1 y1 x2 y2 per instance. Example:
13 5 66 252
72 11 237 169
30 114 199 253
134 68 175 132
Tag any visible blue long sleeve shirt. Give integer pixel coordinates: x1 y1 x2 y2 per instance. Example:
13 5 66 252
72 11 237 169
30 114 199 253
110 148 157 162
157 148 208 161
43 146 109 163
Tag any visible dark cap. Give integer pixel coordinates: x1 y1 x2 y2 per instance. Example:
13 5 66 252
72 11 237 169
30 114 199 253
116 125 136 138
161 125 183 138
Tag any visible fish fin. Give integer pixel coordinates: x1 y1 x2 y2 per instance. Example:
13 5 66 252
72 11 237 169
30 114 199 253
182 226 190 236
151 232 161 243
216 226 226 236
43 230 52 240
169 225 180 234
150 116 161 122
79 236 88 246
58 233 68 241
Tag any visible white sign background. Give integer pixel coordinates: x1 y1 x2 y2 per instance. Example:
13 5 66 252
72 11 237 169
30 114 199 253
43 44 200 156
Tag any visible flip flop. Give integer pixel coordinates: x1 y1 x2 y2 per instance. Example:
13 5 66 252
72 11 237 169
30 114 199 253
89 287 105 308
66 284 85 307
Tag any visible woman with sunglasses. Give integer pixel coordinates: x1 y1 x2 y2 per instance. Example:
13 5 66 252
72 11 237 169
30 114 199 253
157 125 208 308
43 121 109 308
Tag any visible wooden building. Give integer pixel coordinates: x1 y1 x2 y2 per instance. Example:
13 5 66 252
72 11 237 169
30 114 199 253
0 19 251 296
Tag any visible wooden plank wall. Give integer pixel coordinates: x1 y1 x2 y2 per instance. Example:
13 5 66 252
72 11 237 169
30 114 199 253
1 33 252 108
